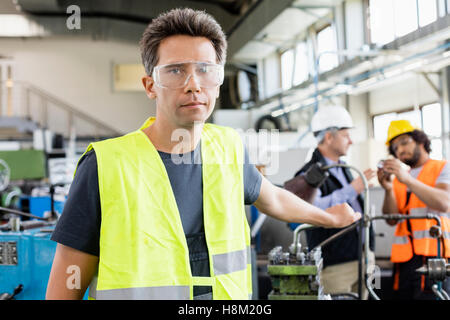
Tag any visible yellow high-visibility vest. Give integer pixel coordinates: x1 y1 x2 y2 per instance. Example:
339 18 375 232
81 117 252 300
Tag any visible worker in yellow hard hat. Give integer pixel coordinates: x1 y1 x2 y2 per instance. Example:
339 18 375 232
378 119 450 300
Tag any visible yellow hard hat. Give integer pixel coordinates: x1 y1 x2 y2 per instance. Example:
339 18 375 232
386 120 416 145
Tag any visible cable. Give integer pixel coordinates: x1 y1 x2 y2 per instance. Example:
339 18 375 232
0 206 49 221
432 284 446 300
309 222 359 252
440 288 450 300
366 276 381 300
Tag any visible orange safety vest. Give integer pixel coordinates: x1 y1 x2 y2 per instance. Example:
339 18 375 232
391 159 450 263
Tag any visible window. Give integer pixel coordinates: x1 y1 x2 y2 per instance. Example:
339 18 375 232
438 0 447 17
418 0 438 27
281 49 294 91
422 103 442 137
369 0 396 45
293 42 309 86
369 0 437 45
373 112 398 142
316 25 338 73
393 0 418 37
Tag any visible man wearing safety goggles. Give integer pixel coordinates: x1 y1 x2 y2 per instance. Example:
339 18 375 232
47 8 360 300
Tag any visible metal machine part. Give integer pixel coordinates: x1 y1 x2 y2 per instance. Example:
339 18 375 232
0 241 18 265
368 213 447 300
0 284 23 300
267 245 326 300
0 159 10 192
284 162 370 300
416 259 450 282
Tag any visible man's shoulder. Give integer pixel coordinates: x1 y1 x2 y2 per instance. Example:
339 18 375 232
203 123 242 144
204 123 238 135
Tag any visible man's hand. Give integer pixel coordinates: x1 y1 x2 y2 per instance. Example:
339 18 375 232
377 167 394 191
381 159 411 184
254 175 361 229
351 168 376 194
325 203 361 228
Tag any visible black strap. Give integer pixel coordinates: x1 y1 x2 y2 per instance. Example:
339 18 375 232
405 191 412 207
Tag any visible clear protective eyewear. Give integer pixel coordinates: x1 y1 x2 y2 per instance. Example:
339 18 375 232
391 136 413 153
152 61 224 89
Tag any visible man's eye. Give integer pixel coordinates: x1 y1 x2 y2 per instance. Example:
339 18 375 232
197 65 209 73
168 67 181 74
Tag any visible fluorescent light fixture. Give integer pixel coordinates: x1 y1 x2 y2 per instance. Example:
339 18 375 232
356 77 378 88
382 68 403 79
402 60 425 72
0 14 47 37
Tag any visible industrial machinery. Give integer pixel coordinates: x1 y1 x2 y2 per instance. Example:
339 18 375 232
0 149 74 300
0 219 57 300
367 213 450 300
275 161 450 300
267 224 327 300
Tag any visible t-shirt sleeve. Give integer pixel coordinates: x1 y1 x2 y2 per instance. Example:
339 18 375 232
50 150 101 256
436 162 450 185
243 147 262 205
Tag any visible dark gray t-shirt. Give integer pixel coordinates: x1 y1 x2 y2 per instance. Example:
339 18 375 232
51 143 262 257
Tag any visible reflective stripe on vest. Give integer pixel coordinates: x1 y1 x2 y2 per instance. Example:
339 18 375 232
393 235 410 245
84 117 251 300
91 285 190 300
213 246 252 275
391 159 450 262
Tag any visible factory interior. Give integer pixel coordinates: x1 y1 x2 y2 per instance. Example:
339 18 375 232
0 0 450 302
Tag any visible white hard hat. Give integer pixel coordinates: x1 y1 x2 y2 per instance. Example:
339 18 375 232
310 105 354 134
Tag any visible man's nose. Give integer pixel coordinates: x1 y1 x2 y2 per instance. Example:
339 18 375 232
184 73 201 93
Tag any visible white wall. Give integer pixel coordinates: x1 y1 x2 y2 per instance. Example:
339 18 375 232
0 37 154 134
369 73 440 115
348 93 369 142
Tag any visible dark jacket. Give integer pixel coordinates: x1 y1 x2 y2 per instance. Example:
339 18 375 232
295 148 375 268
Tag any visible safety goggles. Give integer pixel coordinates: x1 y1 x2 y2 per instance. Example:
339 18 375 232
152 61 224 89
391 136 413 153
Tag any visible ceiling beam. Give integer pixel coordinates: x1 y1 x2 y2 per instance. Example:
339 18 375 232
226 0 295 59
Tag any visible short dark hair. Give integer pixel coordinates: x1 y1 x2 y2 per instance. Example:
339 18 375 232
388 129 432 157
139 8 227 76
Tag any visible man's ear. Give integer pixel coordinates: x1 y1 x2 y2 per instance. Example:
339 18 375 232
142 75 157 100
323 131 334 145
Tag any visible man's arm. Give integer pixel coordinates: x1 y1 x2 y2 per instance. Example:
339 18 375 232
405 180 450 212
46 244 98 300
377 168 400 225
383 159 450 212
253 174 360 228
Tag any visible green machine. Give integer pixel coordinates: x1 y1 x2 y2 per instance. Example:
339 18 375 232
267 224 327 300
0 149 47 209
0 150 46 182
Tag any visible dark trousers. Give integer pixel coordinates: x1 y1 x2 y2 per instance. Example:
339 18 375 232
392 255 450 300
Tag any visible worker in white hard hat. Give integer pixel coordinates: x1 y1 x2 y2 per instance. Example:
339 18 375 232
289 105 377 299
